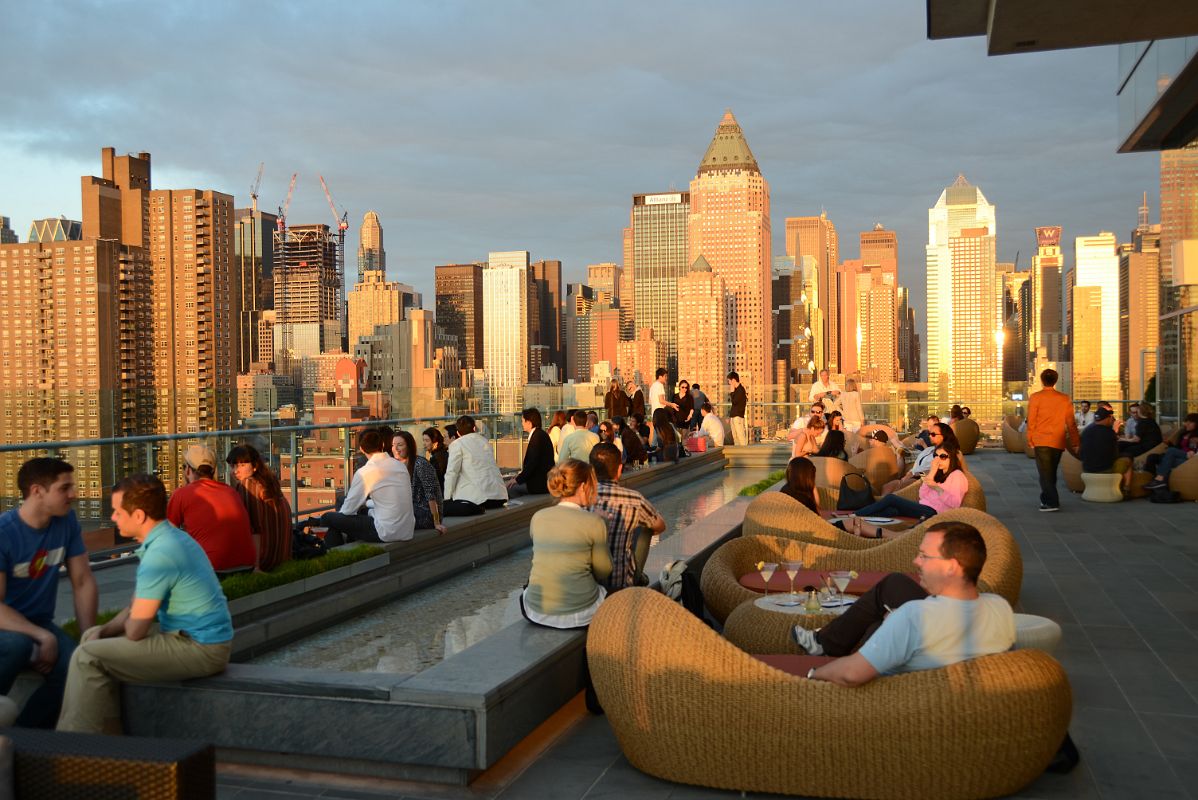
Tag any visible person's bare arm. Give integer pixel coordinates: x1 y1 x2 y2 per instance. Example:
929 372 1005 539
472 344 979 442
66 553 98 632
0 574 60 673
124 597 162 642
809 652 878 687
84 606 131 642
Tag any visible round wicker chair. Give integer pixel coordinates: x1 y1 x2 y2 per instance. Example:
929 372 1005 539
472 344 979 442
951 418 981 454
806 455 863 489
848 447 903 495
892 468 987 512
588 588 1072 800
702 508 1023 623
1060 450 1085 493
743 493 881 551
1001 416 1025 453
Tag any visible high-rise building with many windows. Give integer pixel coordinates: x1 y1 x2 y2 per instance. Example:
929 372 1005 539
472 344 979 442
435 263 484 371
482 251 531 412
233 207 277 373
632 192 689 382
273 223 343 395
1121 195 1161 400
530 259 562 374
357 211 385 283
926 174 1000 412
677 256 727 397
689 110 771 410
786 213 838 370
1073 231 1122 400
1028 226 1064 382
1159 140 1198 420
0 217 16 244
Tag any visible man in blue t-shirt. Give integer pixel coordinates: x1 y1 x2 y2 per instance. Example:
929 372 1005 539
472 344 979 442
791 521 1015 686
58 474 232 734
0 458 98 727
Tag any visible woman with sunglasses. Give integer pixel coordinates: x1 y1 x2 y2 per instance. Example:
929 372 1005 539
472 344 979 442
841 439 968 538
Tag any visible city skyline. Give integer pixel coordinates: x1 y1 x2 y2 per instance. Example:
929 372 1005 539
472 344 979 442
0 2 1158 337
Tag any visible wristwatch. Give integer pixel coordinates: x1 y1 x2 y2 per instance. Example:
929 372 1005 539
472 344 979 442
806 667 817 679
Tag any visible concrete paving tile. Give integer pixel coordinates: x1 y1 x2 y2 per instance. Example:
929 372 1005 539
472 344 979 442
1162 757 1198 800
1142 713 1198 759
1007 766 1102 799
1069 707 1189 799
495 756 607 800
583 760 683 799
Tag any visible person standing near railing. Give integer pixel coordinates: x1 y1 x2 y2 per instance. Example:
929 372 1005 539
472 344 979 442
727 371 748 446
0 458 97 728
839 378 864 432
627 381 646 418
604 380 629 421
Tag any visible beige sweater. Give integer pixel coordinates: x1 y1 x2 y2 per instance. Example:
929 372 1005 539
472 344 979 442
524 504 612 616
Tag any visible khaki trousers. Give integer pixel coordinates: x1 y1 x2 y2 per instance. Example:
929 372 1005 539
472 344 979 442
57 626 230 734
730 416 748 446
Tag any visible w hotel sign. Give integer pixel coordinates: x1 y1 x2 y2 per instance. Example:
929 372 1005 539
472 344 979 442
1035 226 1062 248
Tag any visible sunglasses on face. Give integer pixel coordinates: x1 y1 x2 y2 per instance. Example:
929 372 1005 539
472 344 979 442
935 453 950 460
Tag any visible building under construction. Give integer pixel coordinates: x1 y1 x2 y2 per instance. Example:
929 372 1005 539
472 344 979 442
272 223 345 379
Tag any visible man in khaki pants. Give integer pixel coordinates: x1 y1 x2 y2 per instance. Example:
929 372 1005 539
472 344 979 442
57 475 232 734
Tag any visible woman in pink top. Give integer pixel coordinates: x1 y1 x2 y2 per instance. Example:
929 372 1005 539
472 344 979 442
844 441 967 538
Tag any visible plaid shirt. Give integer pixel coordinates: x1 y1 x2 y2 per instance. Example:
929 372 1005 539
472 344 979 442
593 481 662 591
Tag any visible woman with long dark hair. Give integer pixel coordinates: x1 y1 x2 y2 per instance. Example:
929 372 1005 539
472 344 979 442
780 456 819 514
395 431 446 532
673 379 695 429
225 444 292 571
815 429 849 461
650 407 679 463
847 440 968 536
423 426 449 490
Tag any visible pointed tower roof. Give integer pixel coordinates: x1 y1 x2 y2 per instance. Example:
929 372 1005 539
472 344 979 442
690 255 712 273
697 109 760 176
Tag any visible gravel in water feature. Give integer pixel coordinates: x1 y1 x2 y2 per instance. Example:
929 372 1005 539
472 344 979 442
254 465 773 675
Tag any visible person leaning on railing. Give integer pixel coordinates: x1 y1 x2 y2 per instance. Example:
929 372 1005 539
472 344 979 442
225 444 292 572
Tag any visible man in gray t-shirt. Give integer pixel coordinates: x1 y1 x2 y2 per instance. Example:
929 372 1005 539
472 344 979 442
792 521 1015 687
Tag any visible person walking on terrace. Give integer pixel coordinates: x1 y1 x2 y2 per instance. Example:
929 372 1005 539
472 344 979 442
443 416 508 516
166 445 256 574
0 458 98 728
792 521 1014 686
590 444 665 592
727 371 748 446
1026 368 1080 512
57 474 232 734
319 429 415 541
508 408 554 498
225 445 292 572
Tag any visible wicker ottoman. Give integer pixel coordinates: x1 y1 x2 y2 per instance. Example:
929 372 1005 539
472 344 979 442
1014 614 1063 655
723 597 839 655
1081 472 1123 503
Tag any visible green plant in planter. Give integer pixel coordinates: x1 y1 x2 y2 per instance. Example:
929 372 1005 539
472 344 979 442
738 470 785 497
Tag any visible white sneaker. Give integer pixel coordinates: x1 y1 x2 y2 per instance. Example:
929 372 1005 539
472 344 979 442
790 625 824 656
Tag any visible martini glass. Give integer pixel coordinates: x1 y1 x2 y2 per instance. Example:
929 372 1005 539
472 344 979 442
759 562 778 597
784 561 801 595
830 570 852 606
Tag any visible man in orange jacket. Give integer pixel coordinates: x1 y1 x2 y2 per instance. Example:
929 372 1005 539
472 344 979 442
1026 368 1081 512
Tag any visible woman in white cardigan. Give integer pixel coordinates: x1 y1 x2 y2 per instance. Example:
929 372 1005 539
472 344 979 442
443 415 508 516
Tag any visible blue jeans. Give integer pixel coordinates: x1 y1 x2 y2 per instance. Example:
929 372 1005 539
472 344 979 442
855 494 937 520
0 622 76 728
1156 448 1191 480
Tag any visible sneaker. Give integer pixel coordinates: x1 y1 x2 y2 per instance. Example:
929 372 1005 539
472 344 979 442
790 625 824 656
1143 479 1166 490
1038 504 1060 512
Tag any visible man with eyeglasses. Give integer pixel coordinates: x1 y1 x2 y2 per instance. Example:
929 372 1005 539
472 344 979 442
791 521 1014 686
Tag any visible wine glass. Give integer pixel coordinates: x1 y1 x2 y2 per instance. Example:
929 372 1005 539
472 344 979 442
784 561 801 595
830 570 852 606
759 562 778 596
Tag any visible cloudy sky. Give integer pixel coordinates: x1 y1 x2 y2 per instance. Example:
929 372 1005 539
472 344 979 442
0 0 1158 334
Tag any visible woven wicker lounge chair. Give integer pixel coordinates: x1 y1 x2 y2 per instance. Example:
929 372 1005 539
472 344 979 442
744 493 881 551
807 455 863 489
848 447 903 495
702 508 1023 623
1060 450 1085 493
1001 416 1025 454
951 418 981 454
588 588 1071 800
893 468 987 512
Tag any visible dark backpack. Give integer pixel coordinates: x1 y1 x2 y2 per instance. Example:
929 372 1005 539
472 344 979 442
1149 485 1183 504
292 528 328 560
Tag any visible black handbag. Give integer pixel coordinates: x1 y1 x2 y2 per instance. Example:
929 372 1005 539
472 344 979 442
836 473 874 511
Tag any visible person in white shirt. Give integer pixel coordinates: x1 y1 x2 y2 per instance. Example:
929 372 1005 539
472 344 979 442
838 377 864 432
793 521 1015 687
699 403 725 447
648 368 678 415
320 429 415 543
808 369 841 406
444 415 508 516
1075 400 1094 430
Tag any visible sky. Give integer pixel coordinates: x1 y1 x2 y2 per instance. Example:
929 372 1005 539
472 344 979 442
0 0 1159 339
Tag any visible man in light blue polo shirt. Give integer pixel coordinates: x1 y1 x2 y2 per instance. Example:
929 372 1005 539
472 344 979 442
793 521 1015 686
58 474 232 734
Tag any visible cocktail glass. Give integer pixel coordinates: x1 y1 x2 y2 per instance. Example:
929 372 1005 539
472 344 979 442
760 562 778 596
830 570 852 606
784 561 801 595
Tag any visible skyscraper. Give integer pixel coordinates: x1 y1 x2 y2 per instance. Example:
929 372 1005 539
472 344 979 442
1120 195 1161 400
0 216 16 244
771 255 820 385
564 283 596 384
835 259 862 375
998 263 1030 384
785 214 838 369
233 207 277 373
482 251 531 412
1159 140 1198 419
632 191 689 381
434 263 484 371
273 223 343 374
1028 226 1064 381
677 256 728 396
854 263 899 383
620 225 635 326
348 269 407 349
357 211 385 283
1073 232 1121 400
859 224 898 270
689 110 771 408
926 175 1000 412
897 287 920 382
530 259 562 373
27 217 82 242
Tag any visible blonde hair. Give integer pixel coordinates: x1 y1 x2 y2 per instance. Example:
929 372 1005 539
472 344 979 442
547 459 595 499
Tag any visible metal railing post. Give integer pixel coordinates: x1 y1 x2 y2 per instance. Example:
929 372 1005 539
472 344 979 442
343 427 353 492
289 431 299 520
144 442 156 476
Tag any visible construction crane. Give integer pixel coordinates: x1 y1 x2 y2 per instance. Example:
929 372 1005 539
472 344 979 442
277 172 298 234
319 175 350 347
250 162 264 213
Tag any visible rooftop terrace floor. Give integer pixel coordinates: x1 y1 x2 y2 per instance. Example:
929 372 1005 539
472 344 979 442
210 447 1198 799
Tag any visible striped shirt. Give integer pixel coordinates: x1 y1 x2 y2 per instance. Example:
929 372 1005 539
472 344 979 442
593 481 662 591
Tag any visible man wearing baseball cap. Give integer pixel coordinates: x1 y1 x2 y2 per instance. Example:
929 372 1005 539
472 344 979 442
166 445 255 573
1078 407 1132 487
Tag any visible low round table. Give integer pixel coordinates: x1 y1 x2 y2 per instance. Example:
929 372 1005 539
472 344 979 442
723 594 850 655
